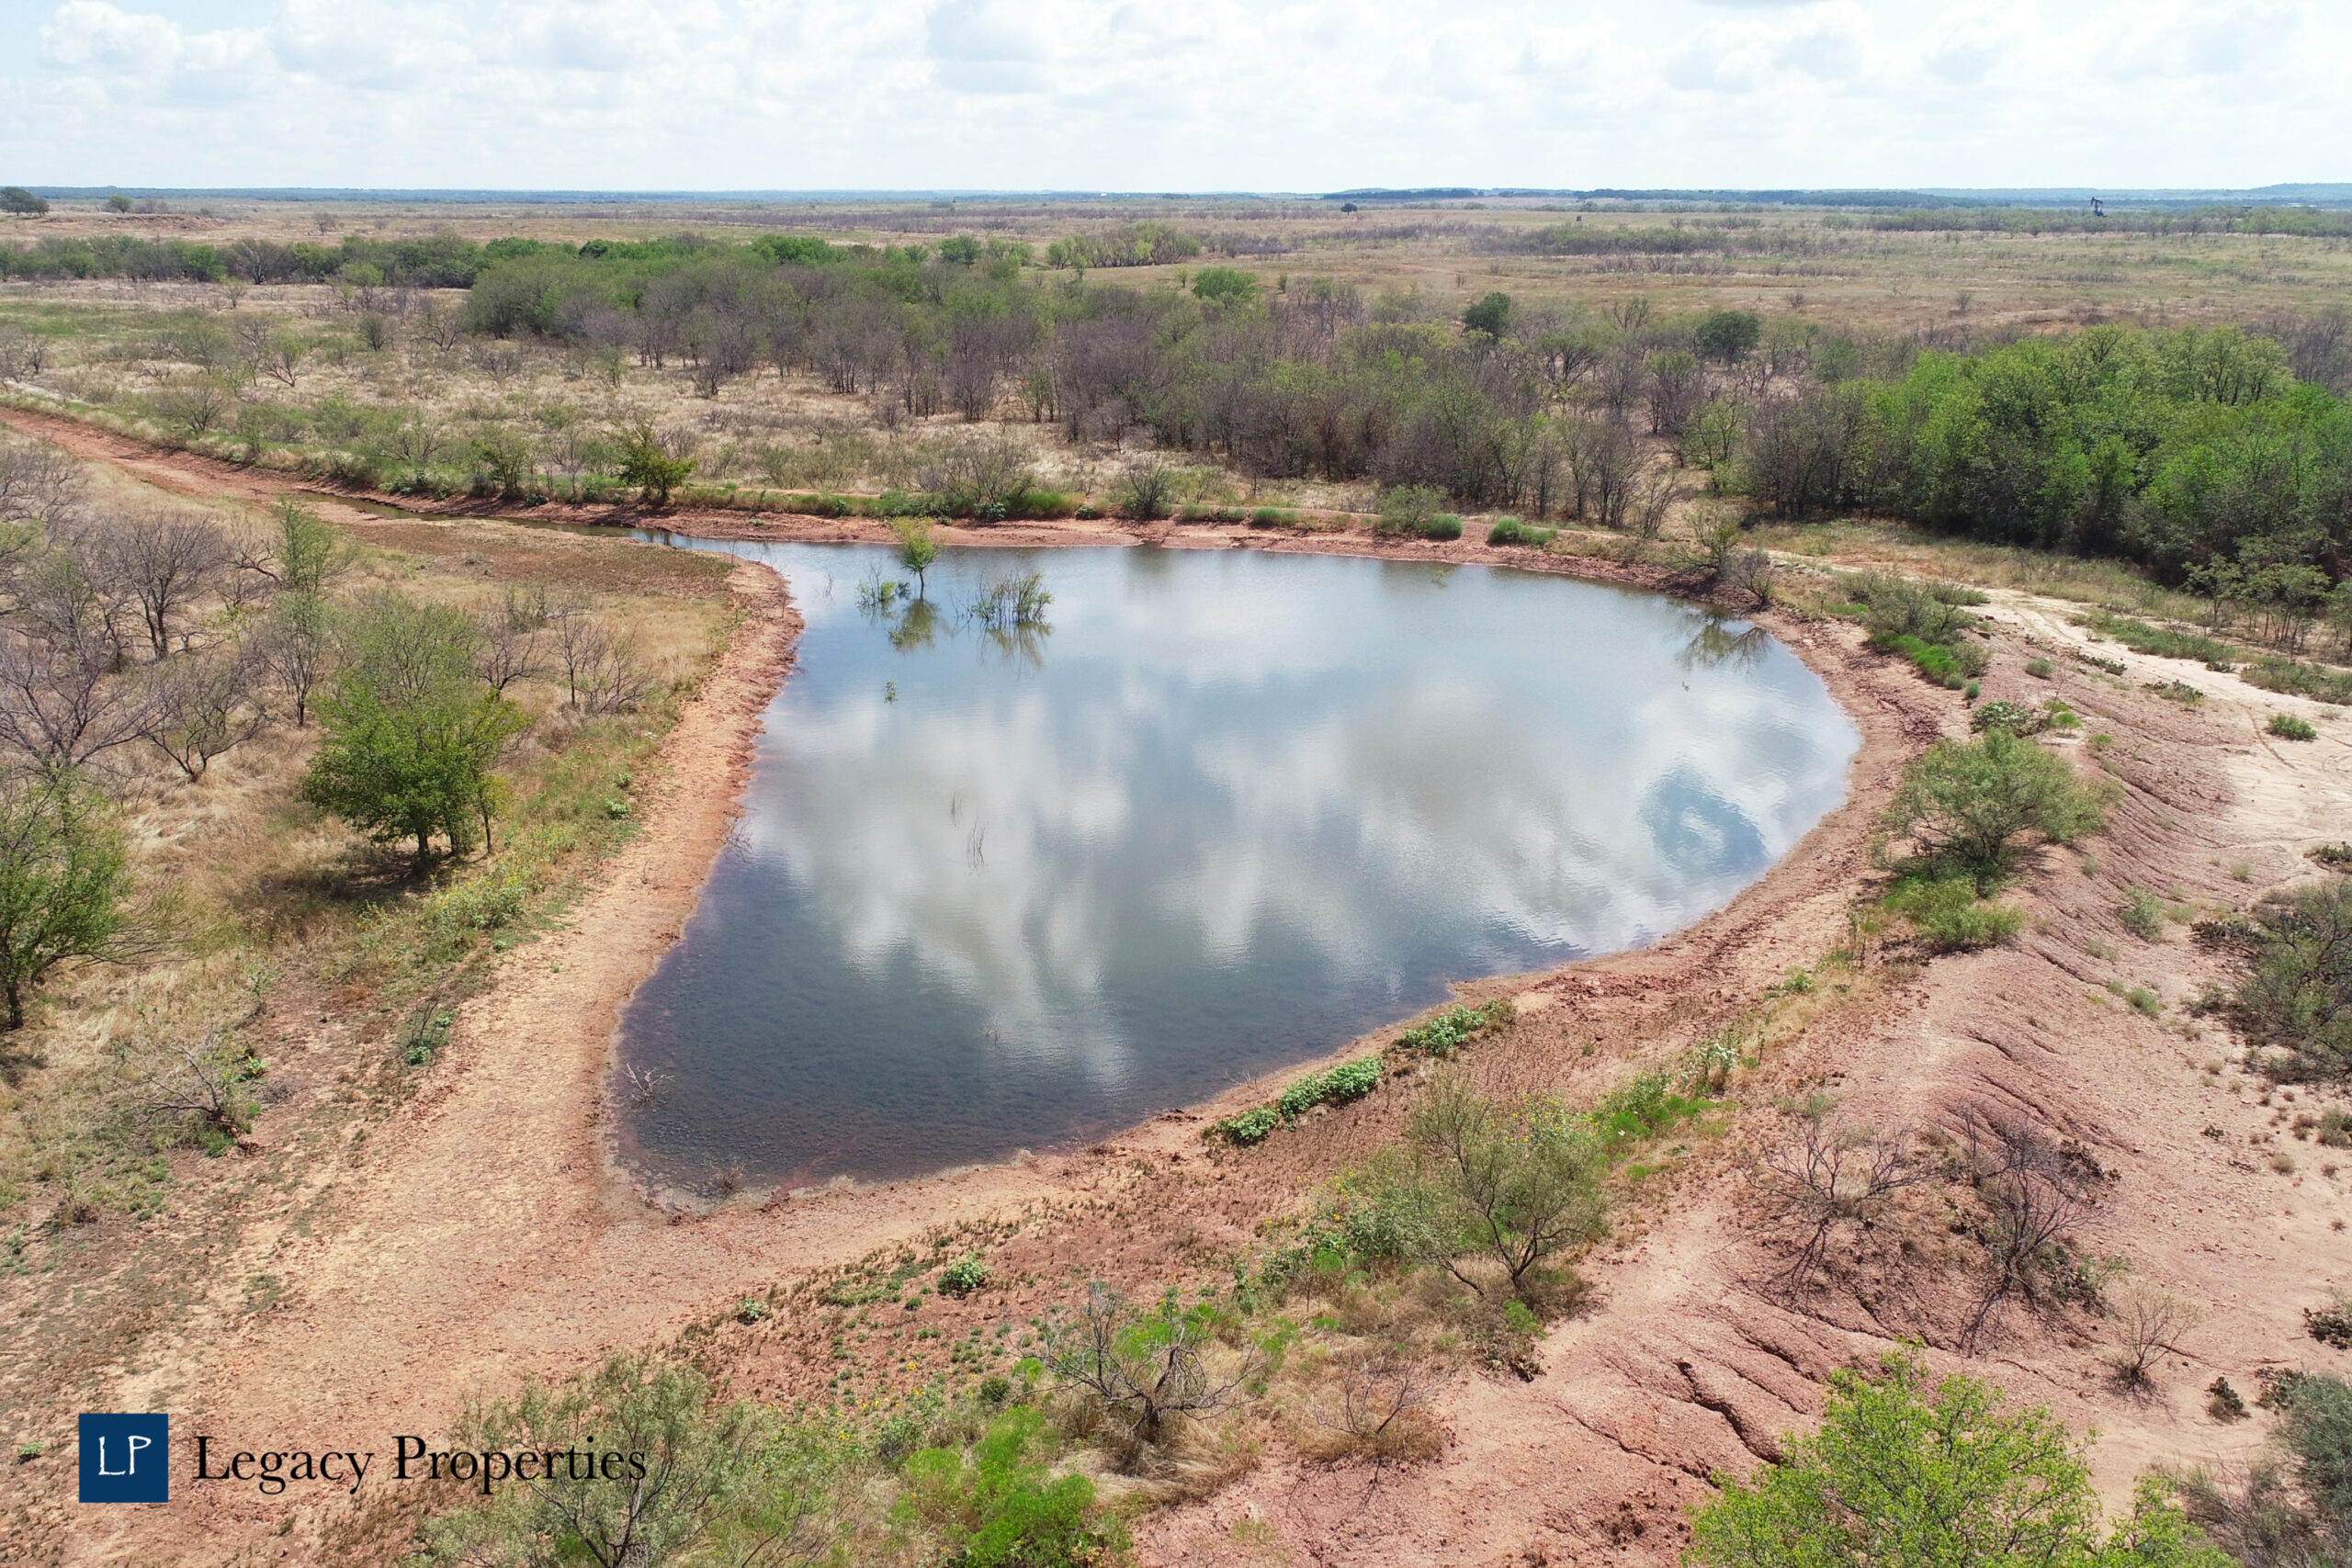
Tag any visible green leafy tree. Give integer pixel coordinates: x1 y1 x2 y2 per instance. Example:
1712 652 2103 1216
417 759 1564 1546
300 593 526 873
1695 309 1763 364
0 768 143 1030
425 1354 836 1568
1407 1073 1606 1299
0 187 49 217
1689 1349 2230 1568
617 423 695 507
1462 291 1512 338
890 515 940 596
1884 729 2106 890
1192 266 1261 310
270 497 345 596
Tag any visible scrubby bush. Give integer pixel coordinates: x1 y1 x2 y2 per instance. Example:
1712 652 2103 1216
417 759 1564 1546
1405 1073 1606 1299
1883 728 2107 890
1885 875 2023 953
1487 517 1556 547
0 767 143 1031
939 1257 990 1297
1689 1349 2227 1568
2271 713 2320 741
2120 887 2166 941
2232 879 2352 1079
897 1406 1123 1567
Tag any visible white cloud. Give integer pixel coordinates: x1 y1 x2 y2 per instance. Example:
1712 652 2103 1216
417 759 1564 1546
0 0 2343 187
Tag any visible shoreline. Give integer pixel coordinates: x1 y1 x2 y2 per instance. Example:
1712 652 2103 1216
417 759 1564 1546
601 525 1865 1209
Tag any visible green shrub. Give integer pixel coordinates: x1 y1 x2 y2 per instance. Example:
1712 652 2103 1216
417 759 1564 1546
2120 888 2165 941
939 1257 991 1298
1969 700 2044 736
2025 658 2055 679
1275 1056 1384 1122
2245 660 2352 706
1248 506 1300 528
1394 998 1514 1057
2270 713 2319 741
1487 517 1557 547
899 1407 1123 1567
1374 485 1447 536
2145 679 2205 705
1406 1074 1606 1298
1207 1105 1278 1145
1884 728 2107 890
1885 875 2024 952
1687 1349 2227 1568
2082 610 2235 664
2233 879 2352 1079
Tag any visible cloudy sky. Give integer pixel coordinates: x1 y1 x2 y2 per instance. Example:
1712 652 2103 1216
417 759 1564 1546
0 0 2336 193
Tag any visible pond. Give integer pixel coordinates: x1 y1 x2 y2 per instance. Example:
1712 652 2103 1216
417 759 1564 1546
614 540 1859 1192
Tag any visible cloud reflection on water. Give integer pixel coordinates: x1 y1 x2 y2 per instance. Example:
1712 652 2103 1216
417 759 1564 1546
619 543 1858 1187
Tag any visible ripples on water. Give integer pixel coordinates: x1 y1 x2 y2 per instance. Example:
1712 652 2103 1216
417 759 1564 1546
616 541 1859 1190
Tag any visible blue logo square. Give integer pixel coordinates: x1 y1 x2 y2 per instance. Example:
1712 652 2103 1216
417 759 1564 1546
79 1414 168 1504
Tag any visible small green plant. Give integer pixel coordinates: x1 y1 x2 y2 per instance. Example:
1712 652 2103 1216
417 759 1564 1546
2207 1376 2247 1421
1207 1105 1279 1145
1394 998 1514 1057
940 1257 991 1298
2125 987 2162 1017
1275 1057 1384 1122
2271 713 2320 741
1884 875 2023 953
2145 679 2205 705
400 1006 456 1066
2025 658 2055 679
735 1298 768 1324
1969 700 2044 736
2120 888 2166 941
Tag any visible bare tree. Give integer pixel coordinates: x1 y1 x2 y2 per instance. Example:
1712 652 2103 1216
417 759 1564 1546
2108 1280 2201 1387
142 646 267 781
418 301 466 353
1957 1111 2105 1349
0 439 84 529
567 621 652 715
1046 1285 1263 1465
11 541 139 669
472 583 548 693
1757 1111 1918 1295
254 594 332 728
1310 1348 1440 1455
105 510 230 658
0 630 153 769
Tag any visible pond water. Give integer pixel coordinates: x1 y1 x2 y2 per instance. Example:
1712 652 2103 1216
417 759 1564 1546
614 540 1858 1191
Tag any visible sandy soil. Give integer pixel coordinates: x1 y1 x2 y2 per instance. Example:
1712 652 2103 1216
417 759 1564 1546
8 405 2350 1566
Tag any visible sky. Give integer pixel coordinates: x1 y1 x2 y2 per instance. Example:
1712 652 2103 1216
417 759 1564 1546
0 0 2339 193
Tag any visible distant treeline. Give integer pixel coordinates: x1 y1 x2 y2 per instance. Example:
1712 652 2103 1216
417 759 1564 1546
0 223 1227 287
1840 206 2352 238
448 238 2352 590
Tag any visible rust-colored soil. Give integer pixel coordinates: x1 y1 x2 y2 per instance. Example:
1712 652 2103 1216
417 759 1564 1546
11 404 2351 1567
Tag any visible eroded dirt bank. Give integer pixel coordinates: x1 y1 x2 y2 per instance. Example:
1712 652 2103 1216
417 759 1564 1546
10 407 2347 1567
